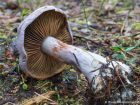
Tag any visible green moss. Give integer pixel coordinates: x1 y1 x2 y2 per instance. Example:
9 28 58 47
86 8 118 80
64 65 71 70
0 71 9 76
115 7 129 12
40 87 47 93
137 89 140 92
0 33 6 39
131 22 140 30
73 27 78 30
37 80 48 87
23 99 28 102
75 18 86 24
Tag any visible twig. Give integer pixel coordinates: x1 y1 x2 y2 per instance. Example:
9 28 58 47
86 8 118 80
89 68 100 73
73 34 100 45
121 51 127 60
73 86 81 96
21 74 25 82
73 90 82 96
70 52 81 68
108 80 111 96
89 76 95 92
133 71 140 75
130 64 140 75
34 92 56 103
36 82 50 90
114 85 121 92
86 41 91 50
132 32 140 37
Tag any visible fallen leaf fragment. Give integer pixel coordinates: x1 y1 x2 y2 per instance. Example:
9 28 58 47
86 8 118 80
0 17 21 26
21 91 56 105
63 91 68 95
0 15 11 19
0 63 3 69
6 44 15 60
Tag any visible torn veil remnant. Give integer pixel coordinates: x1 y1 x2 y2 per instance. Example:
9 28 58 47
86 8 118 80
17 6 132 96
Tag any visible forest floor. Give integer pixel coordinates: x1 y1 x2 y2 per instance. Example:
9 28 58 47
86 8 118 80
0 0 140 105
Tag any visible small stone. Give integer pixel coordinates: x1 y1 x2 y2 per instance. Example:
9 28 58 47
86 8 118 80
81 28 91 33
89 23 100 29
15 12 22 17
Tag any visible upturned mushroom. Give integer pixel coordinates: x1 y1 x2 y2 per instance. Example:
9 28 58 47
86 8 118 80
17 6 131 93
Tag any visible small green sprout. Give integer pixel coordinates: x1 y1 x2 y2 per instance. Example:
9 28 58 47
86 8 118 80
22 83 27 90
110 44 122 53
21 9 30 22
55 86 60 105
81 0 89 29
20 75 27 90
112 54 124 59
73 27 78 30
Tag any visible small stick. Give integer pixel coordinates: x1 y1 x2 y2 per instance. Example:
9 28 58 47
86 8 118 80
114 85 121 92
86 41 91 50
34 92 56 103
108 81 111 96
70 52 81 68
36 82 50 90
73 34 99 45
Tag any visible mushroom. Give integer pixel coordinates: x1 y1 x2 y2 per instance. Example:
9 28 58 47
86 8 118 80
17 6 131 93
17 6 73 80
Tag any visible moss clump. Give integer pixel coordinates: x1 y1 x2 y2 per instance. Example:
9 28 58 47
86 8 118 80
131 22 140 30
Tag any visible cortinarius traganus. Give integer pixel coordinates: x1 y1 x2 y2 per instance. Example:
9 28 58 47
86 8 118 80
17 6 131 93
17 6 73 79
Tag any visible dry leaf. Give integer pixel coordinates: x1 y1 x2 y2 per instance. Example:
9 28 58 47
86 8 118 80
6 44 15 60
0 17 21 26
21 91 56 105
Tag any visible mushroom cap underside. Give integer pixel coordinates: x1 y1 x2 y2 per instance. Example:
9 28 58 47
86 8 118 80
17 6 73 79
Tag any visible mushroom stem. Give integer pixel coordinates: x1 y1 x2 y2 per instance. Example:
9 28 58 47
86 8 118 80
41 36 131 92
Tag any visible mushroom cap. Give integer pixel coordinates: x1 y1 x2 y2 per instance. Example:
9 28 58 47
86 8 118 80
17 6 73 80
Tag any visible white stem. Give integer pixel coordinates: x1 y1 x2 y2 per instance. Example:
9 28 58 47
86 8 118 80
41 36 131 92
